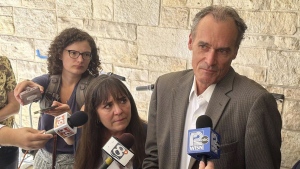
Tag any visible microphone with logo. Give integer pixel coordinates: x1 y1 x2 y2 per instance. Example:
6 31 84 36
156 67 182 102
187 115 221 166
45 111 88 138
100 133 135 169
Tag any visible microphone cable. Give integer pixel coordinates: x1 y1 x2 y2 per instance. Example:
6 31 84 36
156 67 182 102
18 150 29 169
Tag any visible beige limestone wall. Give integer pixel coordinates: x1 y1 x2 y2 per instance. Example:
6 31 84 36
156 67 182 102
0 0 299 168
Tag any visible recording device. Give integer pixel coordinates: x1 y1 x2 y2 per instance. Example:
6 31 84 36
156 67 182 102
33 105 58 114
100 71 126 81
136 84 154 91
19 86 42 105
187 115 221 165
100 133 135 169
45 111 88 138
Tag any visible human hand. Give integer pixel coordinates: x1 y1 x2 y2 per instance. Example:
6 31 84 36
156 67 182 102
0 127 53 150
80 104 85 111
44 101 71 116
14 80 44 105
199 161 214 169
63 135 75 145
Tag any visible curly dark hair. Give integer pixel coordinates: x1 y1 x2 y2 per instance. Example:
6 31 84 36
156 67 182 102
74 75 147 169
47 27 101 77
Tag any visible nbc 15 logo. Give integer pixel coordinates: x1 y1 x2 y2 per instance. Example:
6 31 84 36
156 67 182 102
111 143 128 160
189 131 209 151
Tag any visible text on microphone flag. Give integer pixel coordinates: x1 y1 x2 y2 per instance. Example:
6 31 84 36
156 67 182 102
102 137 134 167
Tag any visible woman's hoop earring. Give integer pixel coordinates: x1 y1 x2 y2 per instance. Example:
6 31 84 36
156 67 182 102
96 119 101 126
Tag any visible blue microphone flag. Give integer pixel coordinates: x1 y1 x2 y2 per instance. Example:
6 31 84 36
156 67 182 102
187 127 220 160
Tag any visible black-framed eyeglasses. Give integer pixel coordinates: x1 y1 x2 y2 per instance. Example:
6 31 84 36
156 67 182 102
65 50 92 60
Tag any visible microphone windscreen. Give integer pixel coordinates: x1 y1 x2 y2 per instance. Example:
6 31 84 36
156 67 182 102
68 111 88 127
196 115 212 128
117 133 135 149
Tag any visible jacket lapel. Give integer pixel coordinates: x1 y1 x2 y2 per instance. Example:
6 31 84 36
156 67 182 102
170 70 194 169
188 68 235 168
206 68 235 128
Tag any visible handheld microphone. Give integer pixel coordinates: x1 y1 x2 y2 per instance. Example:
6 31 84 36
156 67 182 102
100 133 135 169
187 115 221 165
45 111 88 138
100 71 126 81
136 84 154 91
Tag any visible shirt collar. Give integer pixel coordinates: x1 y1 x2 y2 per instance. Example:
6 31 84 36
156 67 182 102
189 76 216 102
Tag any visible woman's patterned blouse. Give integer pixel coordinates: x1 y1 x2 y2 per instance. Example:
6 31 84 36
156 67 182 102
0 56 17 128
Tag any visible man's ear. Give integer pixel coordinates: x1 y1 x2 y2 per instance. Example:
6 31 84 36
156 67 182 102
232 48 239 60
188 33 193 50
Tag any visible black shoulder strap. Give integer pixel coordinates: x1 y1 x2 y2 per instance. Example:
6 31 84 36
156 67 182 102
76 75 94 110
40 74 93 110
39 75 61 109
47 75 61 97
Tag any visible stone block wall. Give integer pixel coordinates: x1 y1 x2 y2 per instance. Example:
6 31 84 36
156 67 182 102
0 0 299 168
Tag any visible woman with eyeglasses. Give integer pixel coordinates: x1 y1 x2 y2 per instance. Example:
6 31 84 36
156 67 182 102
14 27 101 169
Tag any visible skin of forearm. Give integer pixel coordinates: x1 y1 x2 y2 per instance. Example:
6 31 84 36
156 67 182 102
0 127 16 146
0 92 20 121
64 135 75 145
0 103 20 121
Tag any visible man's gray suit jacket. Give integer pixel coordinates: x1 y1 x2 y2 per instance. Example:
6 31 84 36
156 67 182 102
143 67 282 169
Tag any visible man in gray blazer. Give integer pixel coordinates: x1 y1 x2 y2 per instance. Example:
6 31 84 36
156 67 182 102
142 5 282 169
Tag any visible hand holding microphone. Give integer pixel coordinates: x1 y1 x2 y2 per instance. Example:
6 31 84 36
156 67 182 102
199 161 214 169
187 115 221 166
100 133 135 169
45 111 88 138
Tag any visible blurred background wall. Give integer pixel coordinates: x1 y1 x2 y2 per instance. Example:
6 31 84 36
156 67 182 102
0 0 299 168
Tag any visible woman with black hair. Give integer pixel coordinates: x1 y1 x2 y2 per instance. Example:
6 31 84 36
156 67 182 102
74 75 147 169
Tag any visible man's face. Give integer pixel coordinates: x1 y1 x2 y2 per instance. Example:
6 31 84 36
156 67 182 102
188 14 239 90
